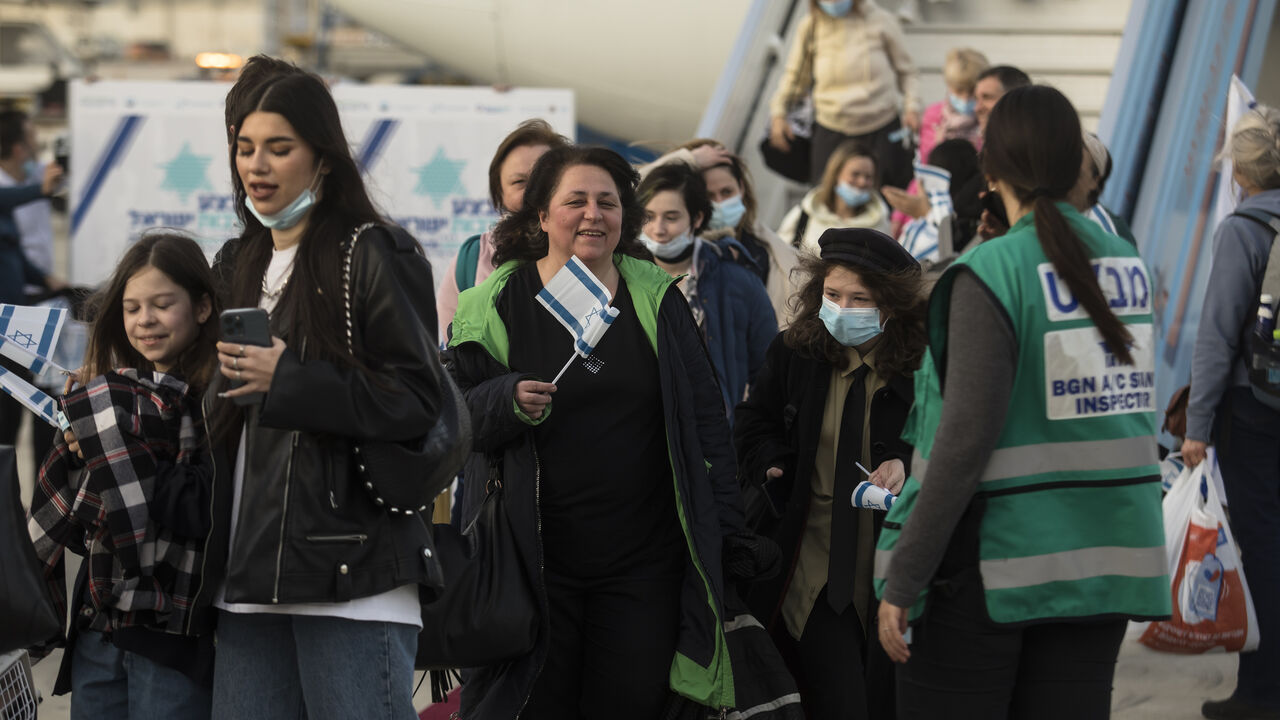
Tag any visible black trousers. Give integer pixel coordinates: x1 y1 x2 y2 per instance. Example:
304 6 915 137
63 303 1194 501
897 569 1127 719
1214 387 1280 709
772 585 895 720
522 564 683 720
811 117 914 189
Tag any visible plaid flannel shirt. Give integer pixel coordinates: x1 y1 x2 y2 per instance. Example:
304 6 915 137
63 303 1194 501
27 369 205 635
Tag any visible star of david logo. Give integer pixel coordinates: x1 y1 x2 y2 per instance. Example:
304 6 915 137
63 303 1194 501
8 330 36 349
411 148 466 207
158 142 213 202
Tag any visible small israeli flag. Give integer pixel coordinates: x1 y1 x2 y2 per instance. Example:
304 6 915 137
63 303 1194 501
0 303 69 376
0 363 59 428
1086 204 1118 235
536 256 621 359
901 162 955 264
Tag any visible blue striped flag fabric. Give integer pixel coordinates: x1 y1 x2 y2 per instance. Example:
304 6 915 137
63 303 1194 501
0 363 58 427
0 303 69 376
535 256 621 358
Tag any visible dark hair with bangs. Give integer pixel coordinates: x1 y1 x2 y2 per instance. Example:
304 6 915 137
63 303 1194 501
487 119 570 212
637 162 713 236
83 232 220 388
223 55 384 368
783 253 926 378
491 145 650 265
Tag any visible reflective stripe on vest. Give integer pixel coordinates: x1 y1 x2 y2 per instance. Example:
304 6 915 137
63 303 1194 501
979 545 1166 590
908 435 1157 488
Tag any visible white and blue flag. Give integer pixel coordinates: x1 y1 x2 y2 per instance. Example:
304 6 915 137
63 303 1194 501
900 162 954 264
0 303 69 376
0 364 59 428
536 256 621 360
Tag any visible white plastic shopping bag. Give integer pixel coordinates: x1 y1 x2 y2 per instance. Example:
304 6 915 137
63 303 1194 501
1139 458 1260 653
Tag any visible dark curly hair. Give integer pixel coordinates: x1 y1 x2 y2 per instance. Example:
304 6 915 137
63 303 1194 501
784 253 927 379
491 145 650 265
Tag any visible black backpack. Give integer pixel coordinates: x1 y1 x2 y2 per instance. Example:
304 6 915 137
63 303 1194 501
1233 208 1280 411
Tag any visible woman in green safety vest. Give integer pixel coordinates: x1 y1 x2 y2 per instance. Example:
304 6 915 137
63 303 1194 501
874 85 1169 719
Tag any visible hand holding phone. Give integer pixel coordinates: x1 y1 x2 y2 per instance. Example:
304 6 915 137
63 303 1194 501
219 308 273 406
979 189 1010 240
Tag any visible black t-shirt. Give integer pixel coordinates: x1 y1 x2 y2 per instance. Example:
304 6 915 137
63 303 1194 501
501 262 684 578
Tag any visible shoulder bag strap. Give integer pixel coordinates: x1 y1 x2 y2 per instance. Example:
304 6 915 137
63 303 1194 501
792 210 810 248
343 222 378 356
1231 209 1280 303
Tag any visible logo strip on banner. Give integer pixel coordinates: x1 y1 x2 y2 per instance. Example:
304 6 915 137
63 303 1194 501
357 119 400 174
71 114 146 235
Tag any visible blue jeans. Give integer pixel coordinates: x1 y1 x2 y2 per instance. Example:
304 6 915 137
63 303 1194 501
70 630 211 720
211 610 419 720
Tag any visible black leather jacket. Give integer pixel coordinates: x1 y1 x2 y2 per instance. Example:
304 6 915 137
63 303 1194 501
193 225 444 614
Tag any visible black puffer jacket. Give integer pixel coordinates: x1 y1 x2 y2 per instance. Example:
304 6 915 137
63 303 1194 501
194 225 445 611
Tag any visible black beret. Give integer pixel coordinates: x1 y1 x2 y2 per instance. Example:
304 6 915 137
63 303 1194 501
817 227 918 274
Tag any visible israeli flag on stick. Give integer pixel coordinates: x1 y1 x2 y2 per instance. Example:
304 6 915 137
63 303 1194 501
0 303 69 376
535 256 621 383
0 363 59 428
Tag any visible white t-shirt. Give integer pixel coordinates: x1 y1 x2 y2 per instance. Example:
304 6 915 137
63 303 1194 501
215 243 421 627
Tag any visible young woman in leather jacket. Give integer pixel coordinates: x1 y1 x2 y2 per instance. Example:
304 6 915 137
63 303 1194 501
199 55 443 719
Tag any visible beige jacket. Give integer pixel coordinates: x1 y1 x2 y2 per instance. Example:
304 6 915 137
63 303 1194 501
770 3 920 136
776 188 892 256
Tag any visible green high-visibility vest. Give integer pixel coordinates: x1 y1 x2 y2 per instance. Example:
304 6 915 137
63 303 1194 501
875 203 1171 625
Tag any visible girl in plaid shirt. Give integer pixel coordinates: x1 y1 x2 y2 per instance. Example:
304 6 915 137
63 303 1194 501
29 232 220 720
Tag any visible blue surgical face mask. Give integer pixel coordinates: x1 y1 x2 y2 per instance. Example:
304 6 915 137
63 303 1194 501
836 182 872 209
948 92 976 116
640 229 695 261
709 195 746 230
244 169 323 230
819 0 854 17
820 296 884 347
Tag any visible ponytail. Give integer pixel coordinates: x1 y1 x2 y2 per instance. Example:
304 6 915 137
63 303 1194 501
1032 196 1134 364
984 85 1137 366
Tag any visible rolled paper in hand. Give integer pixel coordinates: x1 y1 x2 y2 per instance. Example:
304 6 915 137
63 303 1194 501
852 481 896 512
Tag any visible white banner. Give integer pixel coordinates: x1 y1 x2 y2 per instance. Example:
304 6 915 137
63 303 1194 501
68 80 575 286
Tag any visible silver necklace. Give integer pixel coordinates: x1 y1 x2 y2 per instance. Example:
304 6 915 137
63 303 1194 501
261 260 295 300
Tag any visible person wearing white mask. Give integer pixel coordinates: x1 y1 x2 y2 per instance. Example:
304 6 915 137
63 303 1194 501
638 139 800 326
779 141 892 255
735 227 925 720
638 162 776 422
204 56 443 719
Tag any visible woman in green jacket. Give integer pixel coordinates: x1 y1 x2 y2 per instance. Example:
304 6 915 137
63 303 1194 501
874 86 1168 719
446 146 746 719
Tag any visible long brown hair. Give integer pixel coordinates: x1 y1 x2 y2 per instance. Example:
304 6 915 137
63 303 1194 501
487 119 570 212
983 85 1134 364
223 55 385 368
784 254 926 379
492 145 650 265
816 141 878 214
83 232 220 389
